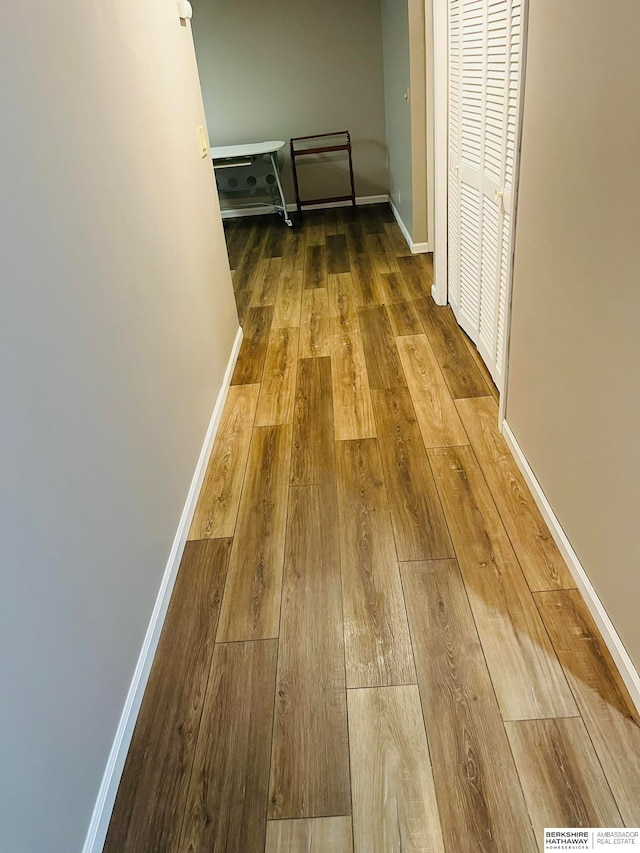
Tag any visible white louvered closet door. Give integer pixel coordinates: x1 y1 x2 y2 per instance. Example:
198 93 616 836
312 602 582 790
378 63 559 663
448 0 523 390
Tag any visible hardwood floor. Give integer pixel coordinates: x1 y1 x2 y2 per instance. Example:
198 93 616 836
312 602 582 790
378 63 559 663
335 438 415 688
188 384 259 540
401 559 537 853
180 639 277 852
104 539 232 852
371 387 453 561
428 445 578 721
505 717 623 834
455 395 575 591
105 205 640 852
268 483 350 819
536 590 640 825
348 685 444 853
397 334 469 447
216 424 292 641
265 817 353 853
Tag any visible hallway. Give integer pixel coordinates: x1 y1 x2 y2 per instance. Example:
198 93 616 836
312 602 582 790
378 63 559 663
105 205 640 852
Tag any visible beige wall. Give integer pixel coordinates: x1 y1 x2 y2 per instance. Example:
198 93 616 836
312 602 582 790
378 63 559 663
380 0 428 244
506 0 640 668
192 0 388 204
0 1 238 850
408 0 429 244
381 0 412 230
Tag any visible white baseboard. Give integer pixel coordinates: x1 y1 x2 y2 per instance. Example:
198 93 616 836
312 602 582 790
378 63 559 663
502 420 640 714
431 283 447 306
82 325 244 853
220 194 389 219
388 197 432 255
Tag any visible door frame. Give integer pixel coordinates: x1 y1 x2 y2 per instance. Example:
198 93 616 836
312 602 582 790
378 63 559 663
496 0 530 426
430 0 448 308
429 0 530 425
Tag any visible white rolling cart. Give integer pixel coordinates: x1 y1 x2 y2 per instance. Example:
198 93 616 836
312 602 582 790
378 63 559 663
210 140 293 227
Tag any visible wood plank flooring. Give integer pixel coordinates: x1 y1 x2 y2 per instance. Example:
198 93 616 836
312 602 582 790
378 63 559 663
536 590 640 825
401 559 537 853
265 817 353 853
455 395 575 591
505 717 624 834
106 205 640 853
268 483 350 819
180 639 277 852
335 438 415 688
348 685 444 853
216 423 292 641
371 387 453 561
188 384 259 540
428 445 578 721
104 538 232 853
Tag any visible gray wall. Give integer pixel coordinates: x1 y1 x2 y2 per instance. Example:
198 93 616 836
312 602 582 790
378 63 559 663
192 0 389 203
380 0 428 244
0 2 238 851
506 0 640 667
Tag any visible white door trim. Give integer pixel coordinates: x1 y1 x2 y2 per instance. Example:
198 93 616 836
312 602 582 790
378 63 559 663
431 0 448 306
425 0 436 258
498 0 530 428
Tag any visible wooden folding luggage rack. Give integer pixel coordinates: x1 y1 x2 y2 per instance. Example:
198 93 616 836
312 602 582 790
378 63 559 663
289 130 356 213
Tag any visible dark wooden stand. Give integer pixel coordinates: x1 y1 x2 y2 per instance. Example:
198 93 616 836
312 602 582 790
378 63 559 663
289 131 356 213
